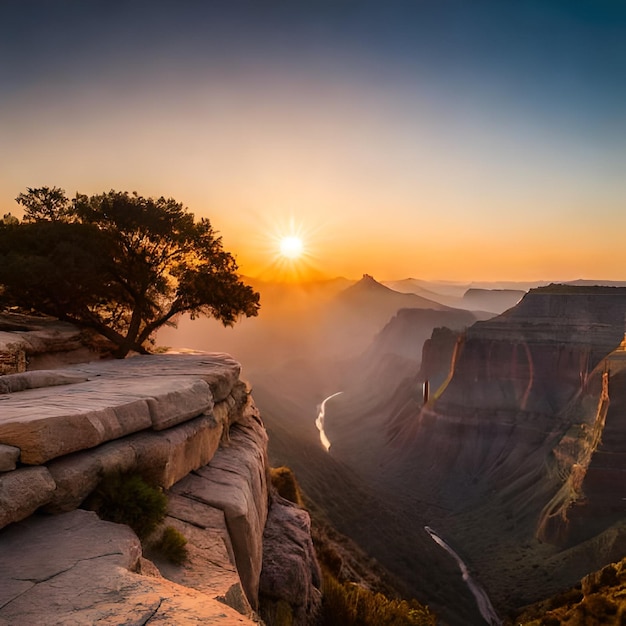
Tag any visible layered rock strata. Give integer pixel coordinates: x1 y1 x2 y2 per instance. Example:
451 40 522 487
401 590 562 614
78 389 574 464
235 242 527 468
0 312 111 374
0 352 321 624
326 286 626 616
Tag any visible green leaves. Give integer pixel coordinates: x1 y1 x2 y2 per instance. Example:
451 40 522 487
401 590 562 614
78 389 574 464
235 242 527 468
1 187 260 357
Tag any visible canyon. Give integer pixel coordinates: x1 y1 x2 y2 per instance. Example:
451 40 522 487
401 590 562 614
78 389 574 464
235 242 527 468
325 285 626 620
4 279 626 624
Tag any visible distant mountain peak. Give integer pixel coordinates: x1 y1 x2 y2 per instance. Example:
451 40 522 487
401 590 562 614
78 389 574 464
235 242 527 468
349 274 391 293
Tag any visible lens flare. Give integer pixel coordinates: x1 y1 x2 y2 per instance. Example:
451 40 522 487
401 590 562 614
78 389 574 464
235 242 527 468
279 236 304 259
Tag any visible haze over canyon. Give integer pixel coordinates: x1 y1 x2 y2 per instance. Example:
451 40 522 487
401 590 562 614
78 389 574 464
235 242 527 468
158 274 626 623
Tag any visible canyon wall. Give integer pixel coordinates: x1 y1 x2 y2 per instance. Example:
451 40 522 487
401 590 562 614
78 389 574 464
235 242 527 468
419 288 626 524
0 346 321 625
326 286 626 615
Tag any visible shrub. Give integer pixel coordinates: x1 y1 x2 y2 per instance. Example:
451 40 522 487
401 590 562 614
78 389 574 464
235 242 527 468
315 542 344 578
260 599 294 626
317 571 436 626
270 466 304 506
581 594 618 618
153 526 188 565
87 472 167 539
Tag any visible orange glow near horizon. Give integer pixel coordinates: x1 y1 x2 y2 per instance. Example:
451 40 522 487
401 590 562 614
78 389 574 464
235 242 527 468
2 4 626 286
232 214 329 283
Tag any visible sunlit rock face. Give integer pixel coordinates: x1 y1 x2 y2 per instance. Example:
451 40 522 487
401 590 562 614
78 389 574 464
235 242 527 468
377 288 626 509
435 288 626 416
326 286 626 615
423 289 626 505
537 349 626 546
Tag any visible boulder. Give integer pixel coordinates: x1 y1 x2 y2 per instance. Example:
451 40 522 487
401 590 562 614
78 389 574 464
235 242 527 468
260 495 322 626
0 444 20 472
0 467 56 529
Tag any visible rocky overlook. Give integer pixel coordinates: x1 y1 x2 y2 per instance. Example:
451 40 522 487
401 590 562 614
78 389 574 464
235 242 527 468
0 345 321 625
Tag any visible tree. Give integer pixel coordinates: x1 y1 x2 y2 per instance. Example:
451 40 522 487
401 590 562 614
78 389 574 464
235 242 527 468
16 186 74 222
0 188 260 357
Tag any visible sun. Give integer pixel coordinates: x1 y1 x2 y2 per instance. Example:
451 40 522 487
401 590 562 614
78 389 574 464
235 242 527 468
279 235 304 259
250 215 324 281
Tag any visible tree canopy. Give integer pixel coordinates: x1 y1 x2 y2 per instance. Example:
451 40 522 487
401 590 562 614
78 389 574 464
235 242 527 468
0 187 260 357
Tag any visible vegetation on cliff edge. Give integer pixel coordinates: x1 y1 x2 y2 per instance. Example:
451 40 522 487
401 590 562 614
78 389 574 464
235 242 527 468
510 558 626 625
85 471 188 565
270 465 437 626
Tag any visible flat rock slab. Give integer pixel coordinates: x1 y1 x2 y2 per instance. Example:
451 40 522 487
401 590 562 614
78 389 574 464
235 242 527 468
0 509 255 626
0 353 239 464
69 353 242 402
0 377 205 464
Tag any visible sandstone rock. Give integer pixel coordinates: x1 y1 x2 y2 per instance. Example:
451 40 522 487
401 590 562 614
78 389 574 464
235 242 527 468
172 415 269 609
0 509 255 625
45 412 224 512
45 449 105 512
91 375 213 430
152 493 253 617
0 312 111 373
143 377 213 430
0 381 153 464
0 467 56 529
0 373 217 464
70 352 242 402
0 346 26 375
44 439 139 512
129 413 224 489
0 369 89 393
260 495 322 626
0 444 19 472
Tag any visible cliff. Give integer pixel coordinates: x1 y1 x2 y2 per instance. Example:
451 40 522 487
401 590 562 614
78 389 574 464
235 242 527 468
324 286 626 618
0 351 321 625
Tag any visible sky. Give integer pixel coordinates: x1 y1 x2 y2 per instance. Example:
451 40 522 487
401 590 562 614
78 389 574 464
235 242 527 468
1 0 625 282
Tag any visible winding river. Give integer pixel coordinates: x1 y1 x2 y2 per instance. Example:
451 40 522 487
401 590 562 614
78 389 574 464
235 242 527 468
315 392 343 451
314 393 500 623
425 526 501 625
